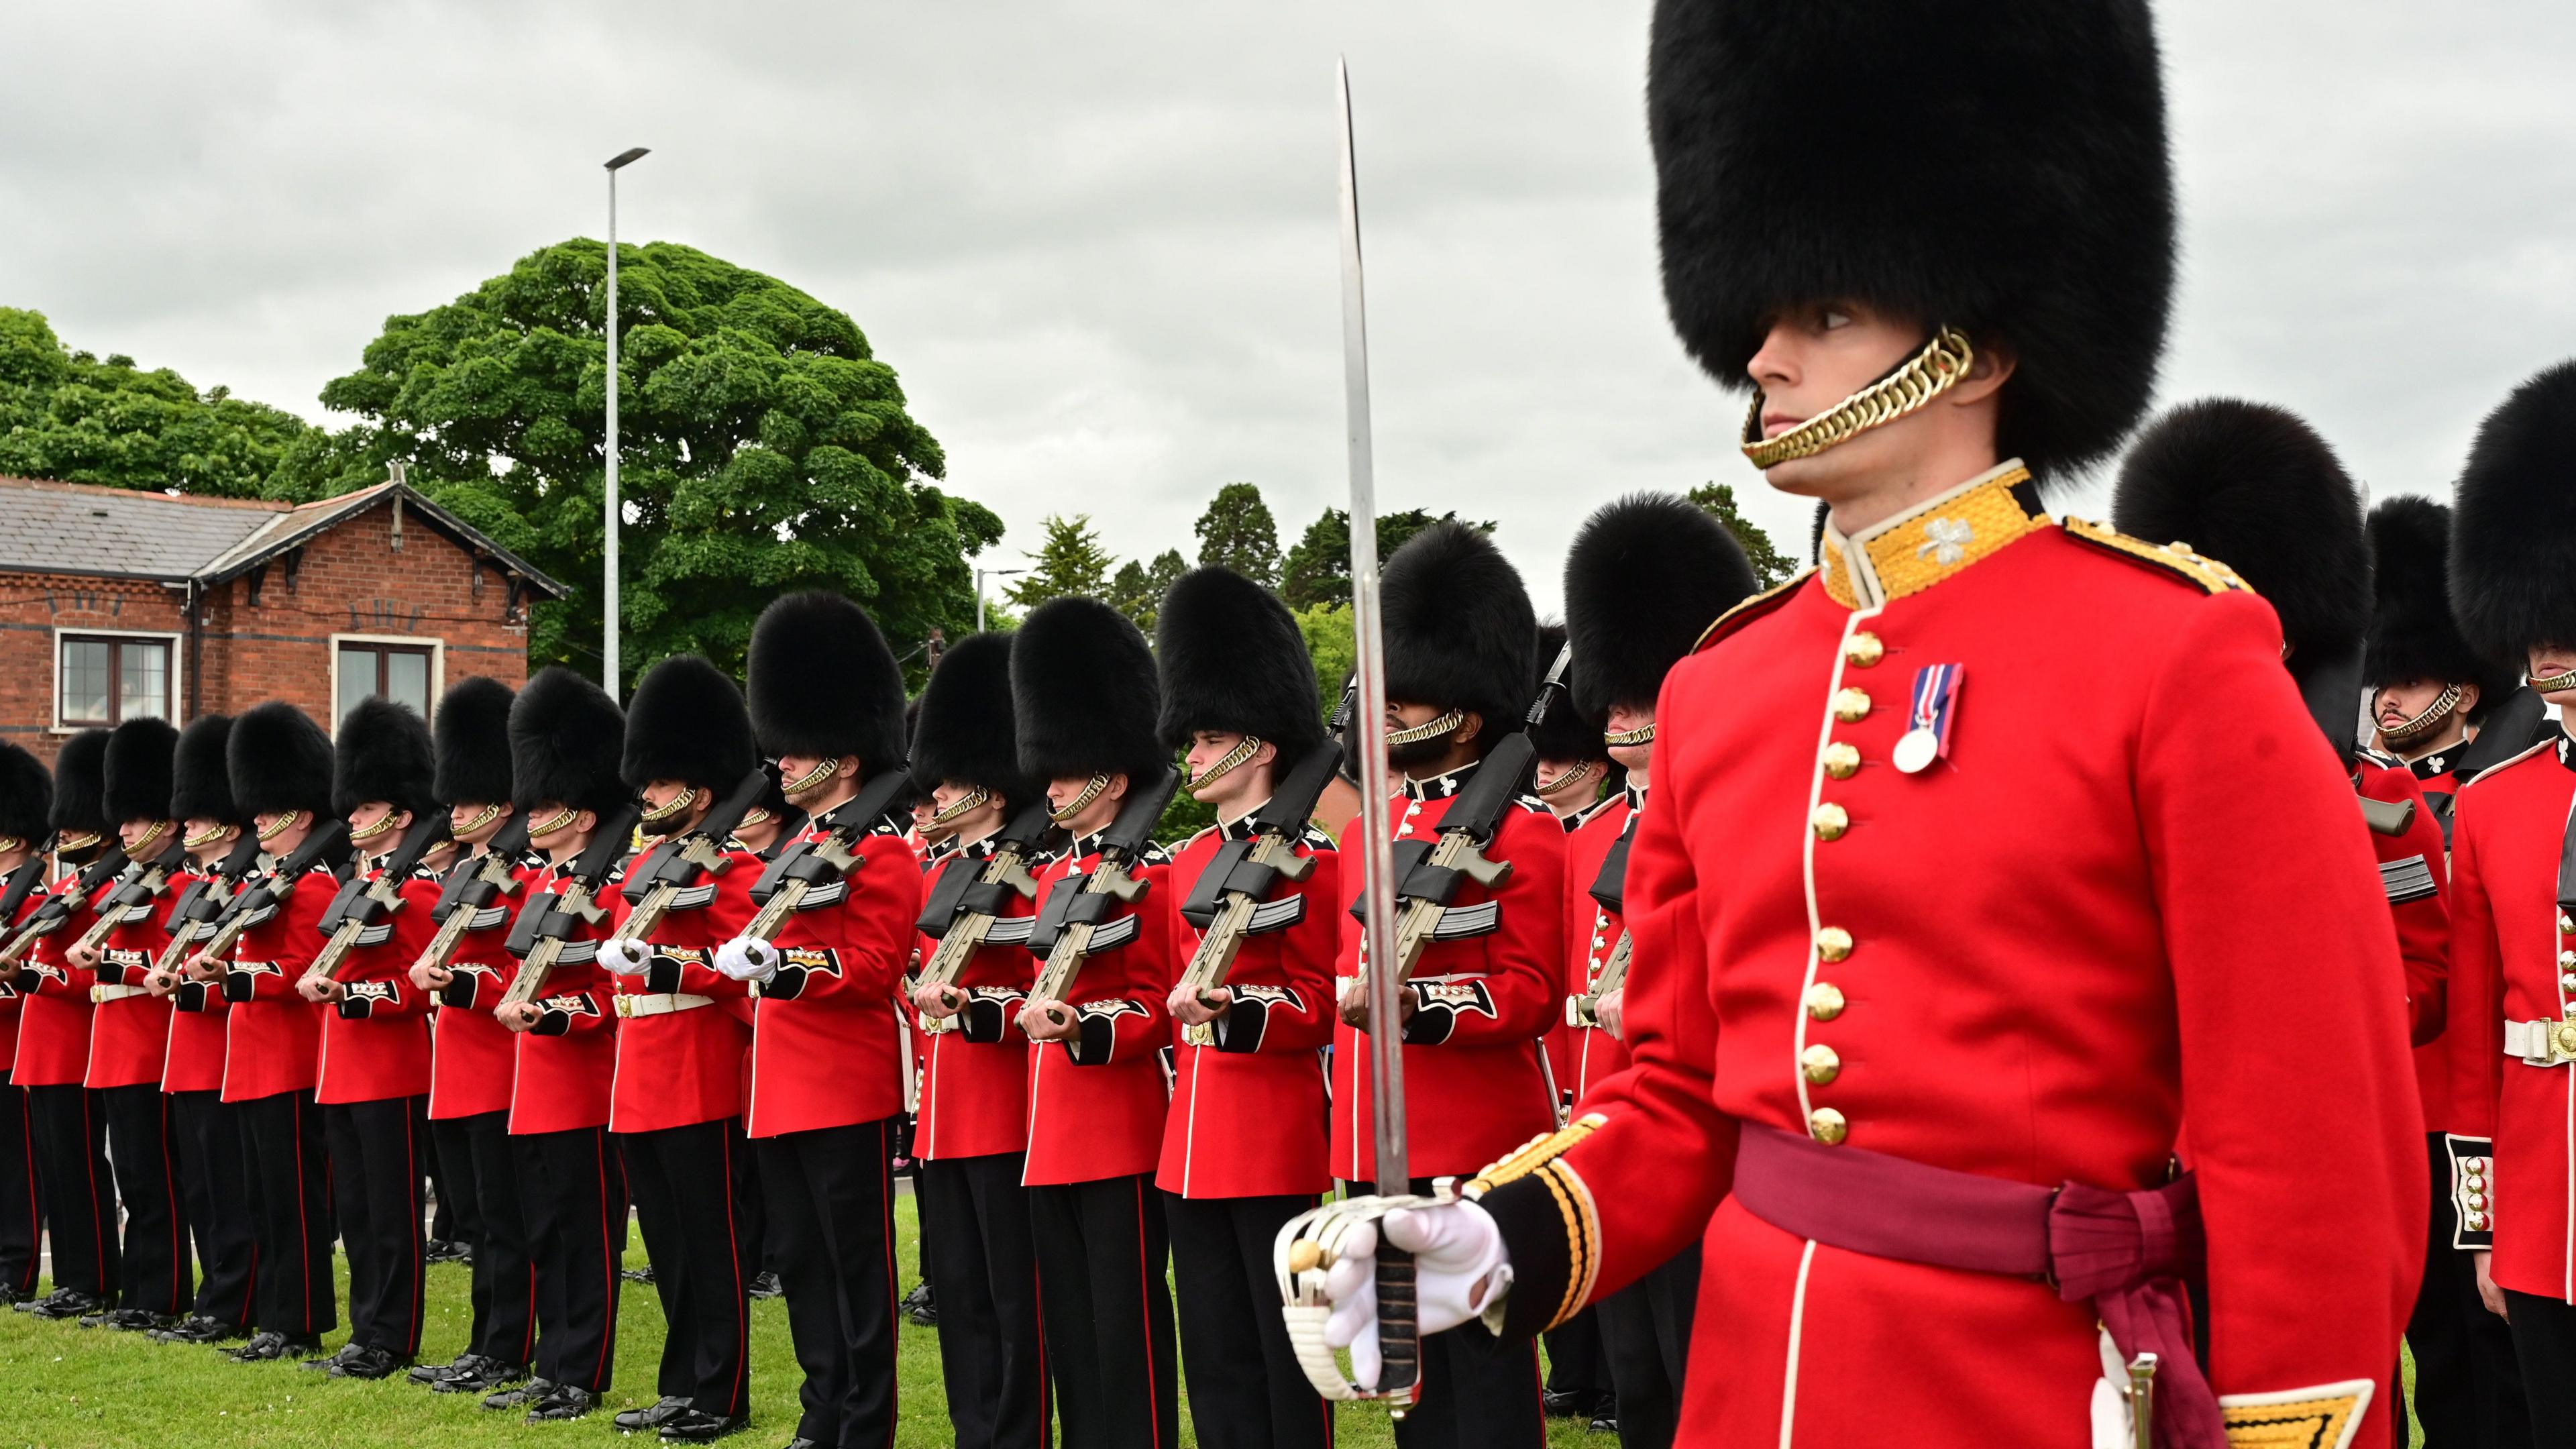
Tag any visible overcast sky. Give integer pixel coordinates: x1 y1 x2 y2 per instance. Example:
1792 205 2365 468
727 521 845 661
7 2 2575 614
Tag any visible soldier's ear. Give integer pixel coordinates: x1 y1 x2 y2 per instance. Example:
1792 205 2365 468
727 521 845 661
1453 712 1485 747
2461 682 2482 717
574 809 598 837
1251 739 1279 771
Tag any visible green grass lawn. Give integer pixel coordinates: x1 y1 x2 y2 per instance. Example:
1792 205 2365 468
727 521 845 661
0 1195 2422 1448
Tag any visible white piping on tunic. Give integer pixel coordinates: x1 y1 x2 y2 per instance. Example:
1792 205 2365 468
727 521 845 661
1778 1238 1818 1449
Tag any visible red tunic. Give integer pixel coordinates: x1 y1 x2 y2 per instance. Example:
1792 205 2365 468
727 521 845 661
608 842 755 1134
746 821 919 1139
158 870 233 1095
2445 737 2576 1299
1556 790 1636 1110
314 863 438 1106
15 868 106 1088
1021 837 1175 1186
1158 816 1338 1199
425 854 531 1121
219 861 335 1104
2402 750 2465 1134
1330 769 1565 1184
80 868 176 1090
2355 761 2450 1051
508 859 623 1136
1483 474 2423 1448
913 839 1038 1162
0 869 46 1077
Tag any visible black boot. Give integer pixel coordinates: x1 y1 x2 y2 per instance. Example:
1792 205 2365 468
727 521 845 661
658 1408 750 1443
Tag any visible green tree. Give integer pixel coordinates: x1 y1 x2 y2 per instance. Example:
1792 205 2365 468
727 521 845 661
1294 602 1356 714
1277 507 1494 609
1687 481 1798 589
1108 548 1187 633
0 307 316 497
1191 482 1280 586
300 239 1002 684
1006 514 1116 612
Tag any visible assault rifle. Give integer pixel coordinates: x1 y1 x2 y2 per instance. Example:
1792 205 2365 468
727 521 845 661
1173 688 1356 1048
0 858 50 968
1022 765 1182 1035
0 845 131 967
66 833 191 961
914 798 1057 1035
414 818 534 994
741 769 918 942
604 771 771 949
152 834 267 977
186 821 354 970
305 814 454 985
497 804 643 1010
1566 822 1634 1030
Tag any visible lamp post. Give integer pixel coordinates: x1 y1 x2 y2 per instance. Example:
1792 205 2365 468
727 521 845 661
975 568 1025 632
602 145 650 696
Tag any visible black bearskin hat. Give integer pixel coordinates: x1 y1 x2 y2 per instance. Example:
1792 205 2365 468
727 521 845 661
1649 0 2174 478
1012 597 1165 785
0 743 51 846
103 716 179 824
2453 361 2576 666
1381 522 1537 753
911 633 1032 807
2113 400 2370 663
1155 567 1325 757
50 729 112 850
1566 493 1760 719
747 591 909 778
509 667 630 818
227 702 335 821
433 677 516 808
621 655 757 792
2368 497 2513 712
171 715 241 826
1526 625 1605 765
333 698 436 820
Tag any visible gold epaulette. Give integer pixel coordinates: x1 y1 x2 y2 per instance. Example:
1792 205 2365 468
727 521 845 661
2058 517 2249 595
1692 570 1813 655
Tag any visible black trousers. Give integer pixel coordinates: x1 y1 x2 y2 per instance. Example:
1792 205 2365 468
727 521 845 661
618 1118 752 1417
1356 1177 1547 1449
2505 1289 2576 1448
920 1153 1049 1449
735 1126 775 1276
237 1089 333 1336
1029 1173 1179 1449
758 1119 899 1448
26 1083 115 1299
433 1111 535 1365
0 1072 40 1297
515 1126 625 1393
99 1083 191 1316
1544 1307 1608 1405
322 1095 427 1355
168 1090 257 1328
423 1118 454 1243
1167 1191 1332 1449
1598 1244 1699 1449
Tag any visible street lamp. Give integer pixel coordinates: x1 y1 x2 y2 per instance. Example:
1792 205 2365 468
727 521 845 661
602 145 650 697
975 568 1025 632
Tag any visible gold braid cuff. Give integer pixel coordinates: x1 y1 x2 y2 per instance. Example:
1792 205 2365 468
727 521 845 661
1049 773 1111 824
2532 667 2576 695
1385 710 1465 747
1188 735 1263 791
2375 683 2463 745
1741 326 1976 469
1460 1114 1609 1332
929 787 990 826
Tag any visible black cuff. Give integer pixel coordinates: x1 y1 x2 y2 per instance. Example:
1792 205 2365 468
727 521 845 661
763 966 808 1001
961 990 1020 1043
1399 985 1451 1045
438 972 482 1010
1476 1175 1575 1339
2448 1134 2495 1249
644 955 686 995
174 979 209 1013
1214 995 1269 1053
220 970 254 1004
1068 1008 1118 1066
531 1008 572 1037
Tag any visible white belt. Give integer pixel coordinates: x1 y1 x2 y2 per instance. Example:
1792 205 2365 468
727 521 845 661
89 983 150 1004
614 991 714 1020
2504 1017 2576 1066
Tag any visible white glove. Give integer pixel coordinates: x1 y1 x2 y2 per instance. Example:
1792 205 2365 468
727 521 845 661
1315 1199 1510 1391
714 936 779 983
598 938 652 977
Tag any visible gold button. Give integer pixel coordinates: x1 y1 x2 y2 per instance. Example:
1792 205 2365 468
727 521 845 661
1811 802 1849 841
2561 950 2574 969
1831 688 1872 723
1808 1107 1848 1146
1805 981 1845 1021
1800 1043 1841 1084
1821 742 1860 780
2562 912 2573 934
1815 926 1852 963
1843 633 1884 668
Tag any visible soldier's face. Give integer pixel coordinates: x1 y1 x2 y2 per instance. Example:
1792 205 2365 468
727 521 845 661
1606 704 1656 773
2532 647 2576 706
928 781 998 839
117 818 172 852
1385 700 1475 774
2373 680 2467 733
1185 731 1273 809
347 801 407 840
449 800 511 845
527 802 588 854
182 816 236 862
778 754 855 803
1048 773 1125 834
1746 299 2014 507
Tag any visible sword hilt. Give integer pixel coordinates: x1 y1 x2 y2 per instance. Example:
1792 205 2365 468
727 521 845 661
1373 1243 1421 1411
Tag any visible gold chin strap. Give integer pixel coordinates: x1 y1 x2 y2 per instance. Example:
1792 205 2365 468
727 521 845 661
737 807 773 830
2375 684 2463 745
1049 773 1111 825
1740 326 1976 470
129 820 172 854
452 802 504 838
1603 722 1656 748
930 786 991 826
526 804 580 839
347 812 399 846
182 823 231 850
0 836 21 855
639 786 702 827
253 816 295 844
1385 710 1465 747
780 758 840 798
2533 667 2576 695
1536 759 1598 798
1189 736 1263 790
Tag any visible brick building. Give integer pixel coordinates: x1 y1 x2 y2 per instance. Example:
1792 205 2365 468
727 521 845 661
0 472 566 761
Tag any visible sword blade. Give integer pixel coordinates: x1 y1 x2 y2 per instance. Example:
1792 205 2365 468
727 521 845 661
1338 56 1408 1201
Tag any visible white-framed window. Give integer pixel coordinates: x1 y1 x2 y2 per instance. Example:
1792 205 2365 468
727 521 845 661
330 633 443 727
54 628 179 729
